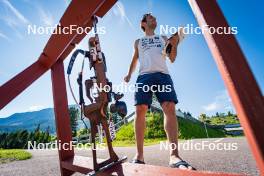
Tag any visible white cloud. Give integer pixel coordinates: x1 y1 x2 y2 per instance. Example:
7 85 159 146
0 15 23 39
112 1 135 30
38 7 54 26
202 90 234 113
203 102 219 111
0 0 31 39
1 0 29 24
29 105 44 112
2 15 18 27
0 31 10 41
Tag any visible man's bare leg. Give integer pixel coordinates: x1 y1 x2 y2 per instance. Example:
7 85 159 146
133 104 148 162
161 101 193 170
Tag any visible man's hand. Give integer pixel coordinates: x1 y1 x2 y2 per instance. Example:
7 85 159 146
124 74 131 83
168 34 180 47
163 32 182 63
164 35 179 63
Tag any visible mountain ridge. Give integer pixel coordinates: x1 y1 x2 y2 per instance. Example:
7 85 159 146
0 106 89 134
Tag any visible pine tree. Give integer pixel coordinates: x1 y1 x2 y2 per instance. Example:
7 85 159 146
69 107 79 137
34 124 41 144
43 126 50 143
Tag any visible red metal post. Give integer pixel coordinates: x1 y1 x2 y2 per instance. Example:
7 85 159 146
188 0 264 174
51 60 74 176
0 61 48 109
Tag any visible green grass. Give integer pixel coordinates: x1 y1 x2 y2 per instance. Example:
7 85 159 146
112 138 167 147
207 115 239 125
113 112 227 147
0 149 32 164
73 139 166 148
178 118 226 139
76 113 228 147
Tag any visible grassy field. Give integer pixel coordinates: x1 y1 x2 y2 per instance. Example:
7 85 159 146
112 138 167 147
113 112 226 147
0 149 32 164
177 117 226 139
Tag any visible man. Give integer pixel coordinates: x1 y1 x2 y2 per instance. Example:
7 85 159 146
124 13 196 170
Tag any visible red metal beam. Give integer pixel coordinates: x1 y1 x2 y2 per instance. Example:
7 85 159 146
0 61 48 109
39 0 106 68
51 60 75 176
188 0 264 175
0 0 116 110
95 0 116 17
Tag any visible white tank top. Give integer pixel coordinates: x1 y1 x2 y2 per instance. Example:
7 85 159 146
138 34 169 75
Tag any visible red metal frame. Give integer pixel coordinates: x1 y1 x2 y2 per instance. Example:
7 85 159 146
51 60 75 175
188 1 264 175
0 0 263 175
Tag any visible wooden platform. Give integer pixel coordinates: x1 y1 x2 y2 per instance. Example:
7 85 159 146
61 155 243 176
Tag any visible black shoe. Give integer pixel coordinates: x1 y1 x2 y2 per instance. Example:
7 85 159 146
169 160 196 170
131 159 145 164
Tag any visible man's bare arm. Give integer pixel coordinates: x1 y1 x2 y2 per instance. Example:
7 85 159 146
124 39 139 82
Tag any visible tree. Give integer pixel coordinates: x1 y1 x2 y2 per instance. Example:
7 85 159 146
34 124 41 144
69 107 79 137
186 111 192 117
199 114 209 138
227 111 233 117
43 126 51 143
0 126 52 149
17 130 29 148
77 128 90 137
0 133 8 148
199 114 207 122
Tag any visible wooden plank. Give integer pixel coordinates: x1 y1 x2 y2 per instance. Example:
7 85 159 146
188 0 264 175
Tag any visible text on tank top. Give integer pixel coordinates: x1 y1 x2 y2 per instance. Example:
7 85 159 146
138 35 169 75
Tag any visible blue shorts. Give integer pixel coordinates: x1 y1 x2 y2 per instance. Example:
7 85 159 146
134 72 178 107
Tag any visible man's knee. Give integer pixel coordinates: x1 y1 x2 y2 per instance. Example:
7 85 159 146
136 104 148 116
161 101 176 114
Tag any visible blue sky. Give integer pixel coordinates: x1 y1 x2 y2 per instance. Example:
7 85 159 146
0 0 263 118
